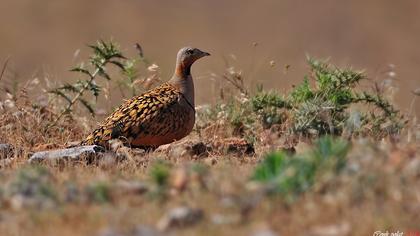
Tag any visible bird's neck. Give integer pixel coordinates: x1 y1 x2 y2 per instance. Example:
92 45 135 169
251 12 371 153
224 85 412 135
169 63 195 107
175 61 191 78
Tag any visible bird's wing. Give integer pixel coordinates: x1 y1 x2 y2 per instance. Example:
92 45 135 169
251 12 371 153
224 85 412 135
82 83 181 146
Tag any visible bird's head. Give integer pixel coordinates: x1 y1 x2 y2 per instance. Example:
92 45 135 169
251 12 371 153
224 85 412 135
175 47 210 76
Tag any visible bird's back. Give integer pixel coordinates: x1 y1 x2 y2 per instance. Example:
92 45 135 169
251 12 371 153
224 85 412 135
81 82 195 148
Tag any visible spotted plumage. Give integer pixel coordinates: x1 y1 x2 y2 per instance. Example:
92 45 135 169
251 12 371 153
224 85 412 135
81 47 210 149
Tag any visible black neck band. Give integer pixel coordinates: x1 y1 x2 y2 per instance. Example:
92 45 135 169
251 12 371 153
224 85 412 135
183 64 191 77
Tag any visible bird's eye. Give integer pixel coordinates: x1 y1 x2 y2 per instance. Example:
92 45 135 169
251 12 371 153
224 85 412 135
186 49 193 55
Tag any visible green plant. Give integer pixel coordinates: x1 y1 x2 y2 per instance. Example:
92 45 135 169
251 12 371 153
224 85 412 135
289 77 313 104
251 90 290 128
85 181 111 204
49 40 126 126
149 160 171 187
195 56 403 140
147 160 172 201
310 136 349 172
252 136 350 200
289 57 402 137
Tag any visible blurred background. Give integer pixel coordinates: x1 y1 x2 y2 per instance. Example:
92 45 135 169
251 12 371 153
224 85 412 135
0 0 419 115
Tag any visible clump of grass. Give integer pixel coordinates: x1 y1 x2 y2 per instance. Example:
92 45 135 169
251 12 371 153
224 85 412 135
252 136 350 201
85 181 111 204
147 160 171 200
149 160 171 187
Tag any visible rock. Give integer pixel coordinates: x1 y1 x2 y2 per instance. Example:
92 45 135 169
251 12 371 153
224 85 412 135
204 158 217 166
132 225 161 236
309 222 350 236
0 143 15 159
167 145 188 159
160 140 212 159
157 206 203 231
224 138 255 155
188 142 211 157
28 145 106 164
171 167 189 192
250 229 278 236
98 225 160 236
98 228 124 236
114 180 148 195
211 214 240 225
10 194 56 210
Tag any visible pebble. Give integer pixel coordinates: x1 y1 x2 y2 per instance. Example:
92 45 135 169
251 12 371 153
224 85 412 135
157 206 203 231
114 180 148 195
28 145 106 164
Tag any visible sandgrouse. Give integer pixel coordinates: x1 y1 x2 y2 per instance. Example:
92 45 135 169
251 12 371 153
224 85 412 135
81 47 210 149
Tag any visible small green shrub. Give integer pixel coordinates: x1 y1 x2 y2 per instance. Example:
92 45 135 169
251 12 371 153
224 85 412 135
289 77 313 104
252 136 350 200
251 90 290 128
85 181 111 204
198 56 402 139
147 160 172 201
289 57 402 137
310 136 349 172
49 40 156 127
149 160 171 187
48 40 126 127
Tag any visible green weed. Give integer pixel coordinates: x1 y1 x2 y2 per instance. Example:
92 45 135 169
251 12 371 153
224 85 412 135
149 160 171 187
289 57 402 137
85 181 111 204
49 40 126 125
252 136 350 201
198 56 403 140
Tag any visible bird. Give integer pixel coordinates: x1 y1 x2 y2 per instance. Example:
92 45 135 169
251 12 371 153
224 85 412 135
81 47 210 149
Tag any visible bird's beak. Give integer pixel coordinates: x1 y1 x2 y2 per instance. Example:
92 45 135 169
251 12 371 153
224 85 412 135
200 50 211 57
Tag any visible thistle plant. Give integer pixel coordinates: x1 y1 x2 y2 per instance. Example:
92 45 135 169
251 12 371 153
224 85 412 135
198 56 403 139
252 136 350 201
49 40 126 126
290 57 402 137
